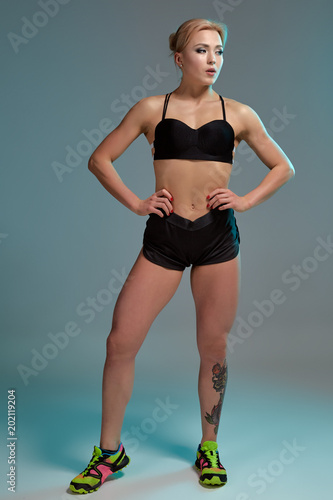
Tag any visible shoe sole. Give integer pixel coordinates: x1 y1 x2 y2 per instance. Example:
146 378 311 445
69 456 130 494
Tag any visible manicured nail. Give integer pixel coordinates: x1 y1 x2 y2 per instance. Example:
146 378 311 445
206 204 210 208
170 197 174 201
170 210 173 213
206 195 210 200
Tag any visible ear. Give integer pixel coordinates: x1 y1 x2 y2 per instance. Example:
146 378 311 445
174 52 182 67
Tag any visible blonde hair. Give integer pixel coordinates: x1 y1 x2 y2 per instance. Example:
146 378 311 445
169 18 228 55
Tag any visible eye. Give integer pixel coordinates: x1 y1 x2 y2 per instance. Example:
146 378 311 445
217 50 224 56
196 48 206 53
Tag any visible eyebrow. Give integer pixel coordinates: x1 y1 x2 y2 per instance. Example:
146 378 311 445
193 43 223 48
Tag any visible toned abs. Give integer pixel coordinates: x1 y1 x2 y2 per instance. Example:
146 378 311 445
153 158 233 220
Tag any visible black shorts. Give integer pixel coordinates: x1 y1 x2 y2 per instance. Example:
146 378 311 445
142 208 240 271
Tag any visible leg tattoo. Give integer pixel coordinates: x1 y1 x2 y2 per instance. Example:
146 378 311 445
204 360 228 435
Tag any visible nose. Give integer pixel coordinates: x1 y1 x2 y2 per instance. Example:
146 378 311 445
208 52 216 64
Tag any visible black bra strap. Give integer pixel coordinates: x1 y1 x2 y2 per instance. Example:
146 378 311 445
219 95 226 121
163 92 225 120
162 92 172 120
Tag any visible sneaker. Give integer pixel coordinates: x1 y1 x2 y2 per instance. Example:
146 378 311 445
69 444 130 494
195 440 227 487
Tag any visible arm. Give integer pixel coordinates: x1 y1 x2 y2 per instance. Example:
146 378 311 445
208 104 295 212
88 97 173 217
240 105 295 210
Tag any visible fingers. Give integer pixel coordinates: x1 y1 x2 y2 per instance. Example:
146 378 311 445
159 194 174 215
207 188 228 203
156 188 172 198
149 189 174 217
156 189 173 204
206 188 248 212
207 188 231 210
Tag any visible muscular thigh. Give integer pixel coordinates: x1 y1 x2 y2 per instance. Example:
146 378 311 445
190 255 241 349
110 248 183 352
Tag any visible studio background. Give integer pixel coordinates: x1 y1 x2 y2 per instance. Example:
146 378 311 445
1 0 332 499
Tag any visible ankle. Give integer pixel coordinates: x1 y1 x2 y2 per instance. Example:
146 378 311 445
200 438 217 447
100 440 121 451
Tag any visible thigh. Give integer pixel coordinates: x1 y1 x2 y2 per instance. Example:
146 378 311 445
110 248 183 352
190 255 241 350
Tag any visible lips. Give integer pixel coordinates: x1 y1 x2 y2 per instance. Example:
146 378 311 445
206 69 216 75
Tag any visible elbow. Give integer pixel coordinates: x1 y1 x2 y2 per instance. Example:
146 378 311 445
88 155 112 174
88 155 100 173
288 163 295 180
88 155 95 171
281 161 295 182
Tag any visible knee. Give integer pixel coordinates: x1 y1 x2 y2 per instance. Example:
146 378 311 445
106 329 138 362
197 330 229 362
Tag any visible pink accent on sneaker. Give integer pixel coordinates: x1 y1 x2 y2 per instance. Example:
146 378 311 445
96 464 113 480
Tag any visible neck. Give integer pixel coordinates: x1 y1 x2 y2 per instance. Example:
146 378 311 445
173 82 216 100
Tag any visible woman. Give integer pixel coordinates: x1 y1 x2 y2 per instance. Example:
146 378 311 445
69 18 295 493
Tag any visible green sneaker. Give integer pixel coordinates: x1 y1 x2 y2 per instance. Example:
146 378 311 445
69 444 130 494
195 440 227 487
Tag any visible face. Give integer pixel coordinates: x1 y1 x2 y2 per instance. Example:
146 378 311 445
176 29 224 85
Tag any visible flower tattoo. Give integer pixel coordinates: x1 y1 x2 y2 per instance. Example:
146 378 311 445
204 360 228 435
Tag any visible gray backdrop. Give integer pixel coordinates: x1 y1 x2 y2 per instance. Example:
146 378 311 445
1 1 332 499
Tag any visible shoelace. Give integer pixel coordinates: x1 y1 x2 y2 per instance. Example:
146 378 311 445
82 454 100 476
203 449 220 468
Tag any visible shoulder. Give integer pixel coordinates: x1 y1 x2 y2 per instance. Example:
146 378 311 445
223 97 266 141
121 94 166 129
224 97 259 120
129 94 166 117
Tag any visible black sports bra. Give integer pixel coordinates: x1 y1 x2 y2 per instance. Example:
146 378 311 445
153 92 234 163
